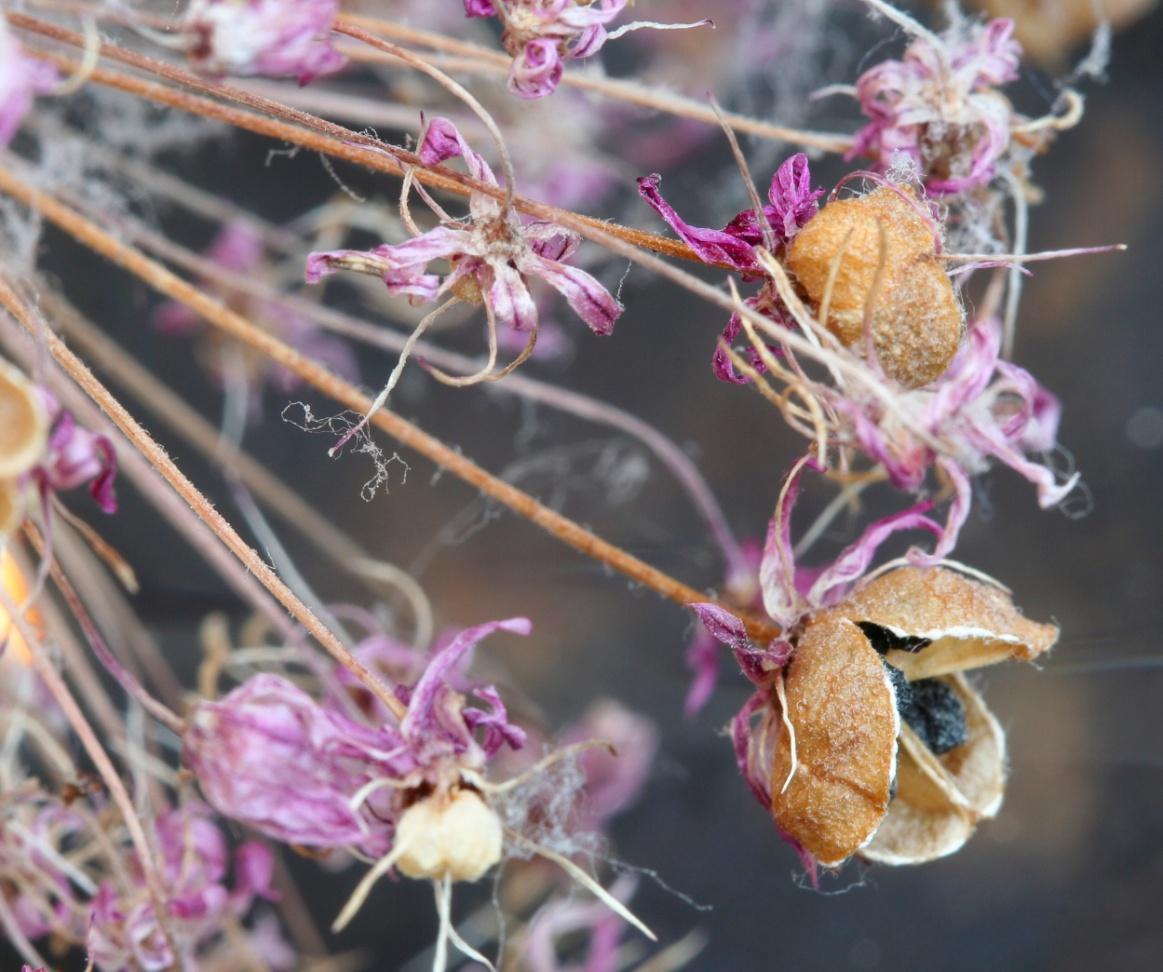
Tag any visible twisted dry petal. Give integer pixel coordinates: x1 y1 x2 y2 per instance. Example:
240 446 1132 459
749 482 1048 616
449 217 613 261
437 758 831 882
419 116 498 186
41 408 119 513
636 174 759 271
843 566 1059 680
401 616 532 753
519 252 622 335
464 685 527 757
771 614 899 867
805 500 944 609
463 0 497 17
509 37 566 99
184 674 408 851
766 153 824 242
758 456 822 626
183 0 346 85
862 674 1005 865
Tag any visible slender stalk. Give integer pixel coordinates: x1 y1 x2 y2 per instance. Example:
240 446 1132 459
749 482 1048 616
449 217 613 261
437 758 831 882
0 592 185 971
0 167 781 642
9 13 712 266
337 13 854 153
0 270 410 720
46 291 435 648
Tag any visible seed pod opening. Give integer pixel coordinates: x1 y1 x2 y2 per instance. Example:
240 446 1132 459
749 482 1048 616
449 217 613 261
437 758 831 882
843 566 1059 680
786 188 963 388
771 614 899 867
862 674 1005 865
0 360 47 480
395 788 503 883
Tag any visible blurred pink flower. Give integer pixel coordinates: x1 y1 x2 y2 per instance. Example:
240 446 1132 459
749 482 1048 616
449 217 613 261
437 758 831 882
0 20 57 148
183 0 346 84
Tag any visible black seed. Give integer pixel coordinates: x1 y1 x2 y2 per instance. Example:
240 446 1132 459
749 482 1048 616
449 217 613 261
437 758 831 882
857 622 931 656
898 678 968 755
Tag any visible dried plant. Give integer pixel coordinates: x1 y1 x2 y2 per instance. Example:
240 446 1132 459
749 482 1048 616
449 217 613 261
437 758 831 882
0 1 1126 969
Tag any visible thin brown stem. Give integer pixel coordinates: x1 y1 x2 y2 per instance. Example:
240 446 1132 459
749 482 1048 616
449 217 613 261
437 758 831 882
0 166 780 643
0 268 410 720
9 12 713 267
336 14 854 154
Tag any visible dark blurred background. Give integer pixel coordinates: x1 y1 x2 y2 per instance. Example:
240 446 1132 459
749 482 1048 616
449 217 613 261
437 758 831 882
25 0 1163 968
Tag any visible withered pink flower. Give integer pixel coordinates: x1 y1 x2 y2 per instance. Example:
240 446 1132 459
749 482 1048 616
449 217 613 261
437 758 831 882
0 19 57 148
307 118 622 337
86 802 280 971
846 18 1022 194
34 392 117 514
184 618 532 857
638 154 822 383
827 314 1078 554
467 1 707 99
182 0 346 85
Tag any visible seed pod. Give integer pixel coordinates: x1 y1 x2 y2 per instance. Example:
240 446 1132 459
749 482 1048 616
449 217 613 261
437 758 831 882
862 674 1005 865
842 565 1059 680
769 566 1057 868
771 613 899 867
0 359 47 479
395 788 503 883
786 188 963 388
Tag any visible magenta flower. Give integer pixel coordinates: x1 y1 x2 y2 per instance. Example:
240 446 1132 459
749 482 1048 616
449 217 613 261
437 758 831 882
307 118 623 338
638 154 822 383
86 802 280 971
847 18 1022 194
182 0 346 85
33 392 117 514
467 1 706 99
183 618 532 857
0 19 58 148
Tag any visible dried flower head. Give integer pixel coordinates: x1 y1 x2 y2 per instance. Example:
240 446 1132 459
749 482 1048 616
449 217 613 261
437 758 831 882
846 16 1024 194
786 186 963 387
763 565 1057 868
308 117 622 342
182 0 347 84
468 0 707 99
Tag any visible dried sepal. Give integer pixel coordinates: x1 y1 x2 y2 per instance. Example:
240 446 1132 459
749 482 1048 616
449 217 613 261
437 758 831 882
844 566 1059 680
0 359 47 479
786 188 963 388
862 674 1005 865
771 614 899 867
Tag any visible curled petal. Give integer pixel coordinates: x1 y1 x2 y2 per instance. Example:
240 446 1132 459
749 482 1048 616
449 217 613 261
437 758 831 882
419 116 497 185
520 253 622 335
509 38 565 99
637 174 759 271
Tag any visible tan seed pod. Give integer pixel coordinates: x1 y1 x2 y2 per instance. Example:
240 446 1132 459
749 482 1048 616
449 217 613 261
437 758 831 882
771 613 899 867
0 479 23 537
786 188 963 388
395 788 503 883
862 674 1006 865
843 566 1059 680
0 359 47 480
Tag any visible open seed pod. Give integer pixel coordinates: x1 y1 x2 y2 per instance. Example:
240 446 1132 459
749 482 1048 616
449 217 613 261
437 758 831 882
843 565 1059 680
0 359 47 480
771 613 900 867
862 673 1006 864
770 567 1056 868
786 188 963 388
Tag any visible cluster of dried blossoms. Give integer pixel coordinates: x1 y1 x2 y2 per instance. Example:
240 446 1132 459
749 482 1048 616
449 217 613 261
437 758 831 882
0 0 1120 968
